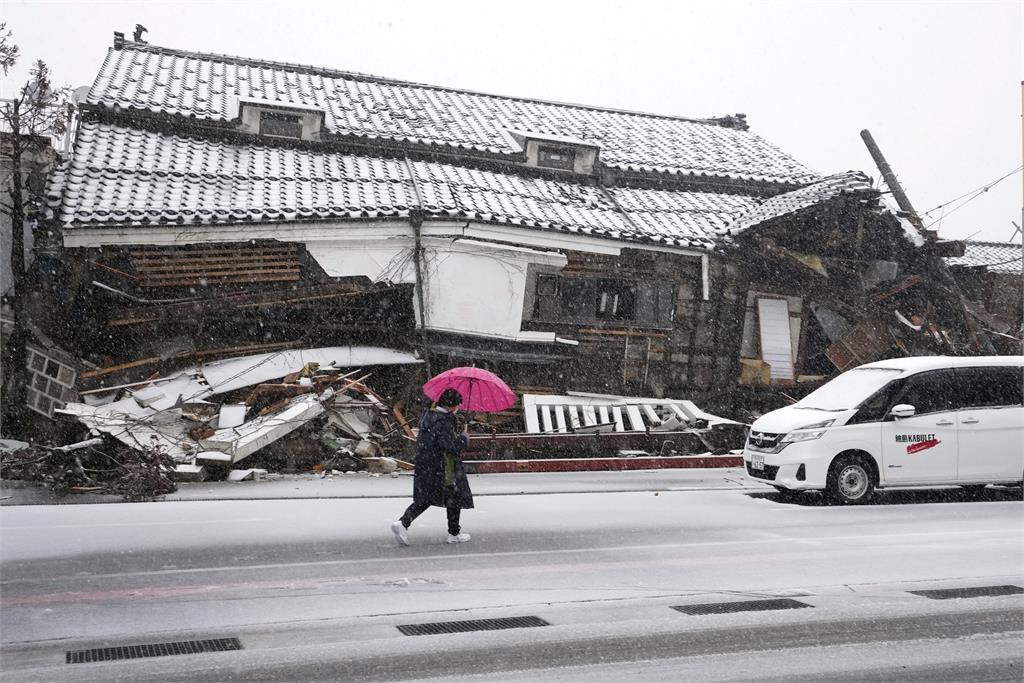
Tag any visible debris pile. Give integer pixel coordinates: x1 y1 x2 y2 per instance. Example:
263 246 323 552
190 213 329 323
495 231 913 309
47 347 420 482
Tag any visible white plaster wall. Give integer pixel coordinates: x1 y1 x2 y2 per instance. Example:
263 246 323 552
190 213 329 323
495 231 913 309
305 236 566 340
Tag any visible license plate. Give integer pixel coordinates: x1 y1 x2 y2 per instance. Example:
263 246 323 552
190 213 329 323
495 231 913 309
751 454 765 470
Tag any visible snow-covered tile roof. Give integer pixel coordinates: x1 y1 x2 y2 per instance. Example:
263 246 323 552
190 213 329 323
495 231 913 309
49 121 764 250
85 42 819 186
724 171 876 235
944 240 1023 274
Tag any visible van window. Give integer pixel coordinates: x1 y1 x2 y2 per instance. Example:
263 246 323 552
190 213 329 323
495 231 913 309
847 377 907 424
955 367 1024 409
795 367 903 411
892 369 957 416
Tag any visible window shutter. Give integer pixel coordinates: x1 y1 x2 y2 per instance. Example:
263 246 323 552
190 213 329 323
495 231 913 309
560 278 596 323
635 282 657 325
636 281 675 327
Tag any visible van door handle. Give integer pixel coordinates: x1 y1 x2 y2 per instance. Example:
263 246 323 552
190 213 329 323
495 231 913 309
935 420 954 426
961 418 979 424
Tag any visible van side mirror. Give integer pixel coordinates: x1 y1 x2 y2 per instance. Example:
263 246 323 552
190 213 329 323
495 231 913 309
890 404 916 419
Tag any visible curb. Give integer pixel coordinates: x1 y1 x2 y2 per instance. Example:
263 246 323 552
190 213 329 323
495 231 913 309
465 455 743 474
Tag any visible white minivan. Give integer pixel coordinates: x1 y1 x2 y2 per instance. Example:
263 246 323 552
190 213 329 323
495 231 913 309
743 356 1024 503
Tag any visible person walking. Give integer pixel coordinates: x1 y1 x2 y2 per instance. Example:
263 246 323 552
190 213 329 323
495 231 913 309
391 388 474 545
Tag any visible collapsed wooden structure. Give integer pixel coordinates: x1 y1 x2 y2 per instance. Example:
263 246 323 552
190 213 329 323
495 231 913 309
8 34 1016 461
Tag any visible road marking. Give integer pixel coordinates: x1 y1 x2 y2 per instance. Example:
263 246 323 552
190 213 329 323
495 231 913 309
2 518 273 529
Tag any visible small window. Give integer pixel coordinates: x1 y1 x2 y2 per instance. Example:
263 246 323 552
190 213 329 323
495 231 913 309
537 146 575 170
955 367 1024 409
259 111 302 138
532 274 561 319
595 280 635 321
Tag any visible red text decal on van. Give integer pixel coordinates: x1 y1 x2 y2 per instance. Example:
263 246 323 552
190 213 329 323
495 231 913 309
907 438 940 454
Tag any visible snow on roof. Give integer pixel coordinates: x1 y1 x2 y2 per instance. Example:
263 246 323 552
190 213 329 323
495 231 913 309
724 171 877 235
944 240 1022 274
84 41 819 186
48 121 759 250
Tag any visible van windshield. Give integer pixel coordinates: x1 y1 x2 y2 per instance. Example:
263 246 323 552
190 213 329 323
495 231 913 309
795 367 904 411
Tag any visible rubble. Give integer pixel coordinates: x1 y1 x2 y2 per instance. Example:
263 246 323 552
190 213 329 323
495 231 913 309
50 347 420 481
447 392 749 465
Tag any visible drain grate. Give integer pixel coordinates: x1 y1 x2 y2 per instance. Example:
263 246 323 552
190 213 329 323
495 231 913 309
672 598 812 615
397 615 549 636
909 585 1023 600
66 638 242 664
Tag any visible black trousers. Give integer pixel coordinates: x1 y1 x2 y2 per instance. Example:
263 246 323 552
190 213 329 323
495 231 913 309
401 500 461 535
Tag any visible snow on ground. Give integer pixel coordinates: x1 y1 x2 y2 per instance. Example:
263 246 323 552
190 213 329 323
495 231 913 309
1 482 1021 645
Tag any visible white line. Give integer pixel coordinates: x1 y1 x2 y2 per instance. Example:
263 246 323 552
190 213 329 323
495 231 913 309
3 518 273 530
4 528 1015 584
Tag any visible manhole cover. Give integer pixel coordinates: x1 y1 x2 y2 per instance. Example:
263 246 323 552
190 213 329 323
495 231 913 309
672 598 812 615
67 638 241 664
909 585 1023 600
397 615 549 636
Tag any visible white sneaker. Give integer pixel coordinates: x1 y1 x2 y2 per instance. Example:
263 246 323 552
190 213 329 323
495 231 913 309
446 532 471 544
391 520 409 546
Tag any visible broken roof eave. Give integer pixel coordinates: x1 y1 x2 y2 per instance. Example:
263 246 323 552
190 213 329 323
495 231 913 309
59 216 716 257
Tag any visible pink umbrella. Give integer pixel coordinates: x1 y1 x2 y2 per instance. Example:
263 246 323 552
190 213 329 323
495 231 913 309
422 367 516 413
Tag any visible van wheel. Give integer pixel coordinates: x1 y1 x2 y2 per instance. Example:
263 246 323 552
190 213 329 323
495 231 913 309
961 485 987 500
826 456 875 505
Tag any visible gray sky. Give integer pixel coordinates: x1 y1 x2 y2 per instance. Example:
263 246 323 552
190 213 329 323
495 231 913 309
4 0 1021 243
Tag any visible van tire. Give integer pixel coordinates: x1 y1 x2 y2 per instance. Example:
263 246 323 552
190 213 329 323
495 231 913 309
961 485 987 500
772 486 801 502
826 455 876 505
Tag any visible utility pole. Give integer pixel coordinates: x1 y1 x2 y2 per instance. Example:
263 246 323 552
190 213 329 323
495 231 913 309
860 130 923 232
859 129 995 354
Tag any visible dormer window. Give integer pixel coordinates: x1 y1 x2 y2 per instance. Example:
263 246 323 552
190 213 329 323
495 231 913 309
236 97 325 141
505 129 600 176
259 111 302 139
537 146 576 171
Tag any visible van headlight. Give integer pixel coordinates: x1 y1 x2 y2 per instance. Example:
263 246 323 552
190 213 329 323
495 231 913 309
780 420 835 444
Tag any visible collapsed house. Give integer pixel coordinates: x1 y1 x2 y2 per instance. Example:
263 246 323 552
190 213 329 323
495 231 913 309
16 34 1009 458
944 240 1023 354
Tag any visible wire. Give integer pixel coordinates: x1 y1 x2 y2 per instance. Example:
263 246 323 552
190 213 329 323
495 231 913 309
920 165 1022 229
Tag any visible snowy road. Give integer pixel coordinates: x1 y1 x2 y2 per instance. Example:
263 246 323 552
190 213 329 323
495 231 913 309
1 481 1022 680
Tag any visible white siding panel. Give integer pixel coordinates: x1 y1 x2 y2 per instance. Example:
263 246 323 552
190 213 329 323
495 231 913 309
758 297 794 380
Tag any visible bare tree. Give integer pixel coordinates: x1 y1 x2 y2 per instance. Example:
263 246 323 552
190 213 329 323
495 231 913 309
1 23 71 437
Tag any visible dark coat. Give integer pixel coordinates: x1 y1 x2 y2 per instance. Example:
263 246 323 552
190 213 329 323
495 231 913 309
413 409 474 509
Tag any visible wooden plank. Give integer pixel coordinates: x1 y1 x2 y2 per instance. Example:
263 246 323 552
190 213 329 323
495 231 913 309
642 404 660 426
78 342 297 380
132 246 299 257
523 395 540 434
143 266 300 279
554 406 567 433
141 274 300 288
541 405 554 433
625 405 645 431
612 406 625 432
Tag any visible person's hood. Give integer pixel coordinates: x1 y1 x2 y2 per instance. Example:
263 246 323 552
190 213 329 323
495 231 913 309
420 409 454 430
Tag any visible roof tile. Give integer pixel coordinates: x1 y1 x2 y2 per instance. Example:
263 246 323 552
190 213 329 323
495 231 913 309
51 121 769 250
86 43 818 186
